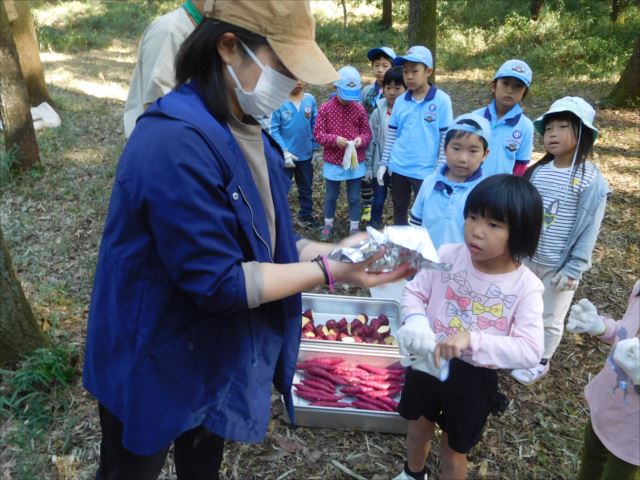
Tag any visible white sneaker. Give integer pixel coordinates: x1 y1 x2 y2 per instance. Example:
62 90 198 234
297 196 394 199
392 470 427 480
511 361 550 385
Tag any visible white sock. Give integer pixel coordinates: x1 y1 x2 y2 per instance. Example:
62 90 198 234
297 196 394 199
350 220 359 231
324 218 334 227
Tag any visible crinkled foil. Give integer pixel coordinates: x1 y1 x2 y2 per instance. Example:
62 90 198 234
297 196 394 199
327 226 452 273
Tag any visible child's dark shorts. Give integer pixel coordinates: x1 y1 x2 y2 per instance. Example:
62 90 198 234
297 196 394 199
398 358 504 454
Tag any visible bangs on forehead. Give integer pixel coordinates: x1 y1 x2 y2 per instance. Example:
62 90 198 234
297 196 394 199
464 185 511 223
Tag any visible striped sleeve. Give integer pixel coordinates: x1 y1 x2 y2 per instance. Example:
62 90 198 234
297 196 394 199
381 125 397 167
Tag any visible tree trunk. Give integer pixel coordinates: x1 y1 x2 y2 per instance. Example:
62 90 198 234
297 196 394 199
530 0 544 20
382 0 392 29
7 0 52 106
0 226 48 365
605 36 640 107
408 0 437 84
0 0 40 170
341 0 347 27
610 0 628 21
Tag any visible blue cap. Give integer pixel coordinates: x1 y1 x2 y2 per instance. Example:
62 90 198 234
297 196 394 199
447 113 492 146
494 59 532 88
334 66 361 102
393 45 433 68
367 46 397 61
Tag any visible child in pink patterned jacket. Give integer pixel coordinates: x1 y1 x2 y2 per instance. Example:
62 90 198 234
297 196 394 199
393 174 545 480
314 66 371 241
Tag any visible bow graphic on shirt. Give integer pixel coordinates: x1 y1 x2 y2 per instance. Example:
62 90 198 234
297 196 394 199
446 303 471 329
445 286 471 310
448 316 467 332
472 301 504 318
458 281 486 303
486 284 517 308
477 316 507 331
434 319 458 336
441 270 467 286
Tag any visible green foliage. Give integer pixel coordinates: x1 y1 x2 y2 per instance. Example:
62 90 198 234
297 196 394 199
31 0 178 53
0 344 79 476
0 145 20 187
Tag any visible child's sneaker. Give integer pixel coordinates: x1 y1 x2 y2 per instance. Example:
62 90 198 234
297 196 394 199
392 466 427 480
349 227 360 236
511 361 550 385
319 225 333 242
298 216 322 228
360 205 372 222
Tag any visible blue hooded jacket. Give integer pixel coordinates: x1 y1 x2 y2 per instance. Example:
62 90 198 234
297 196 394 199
83 82 301 455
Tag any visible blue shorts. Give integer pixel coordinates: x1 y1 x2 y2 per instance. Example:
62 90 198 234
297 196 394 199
398 358 503 453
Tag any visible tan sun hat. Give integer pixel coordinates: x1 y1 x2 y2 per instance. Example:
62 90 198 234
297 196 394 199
203 0 338 85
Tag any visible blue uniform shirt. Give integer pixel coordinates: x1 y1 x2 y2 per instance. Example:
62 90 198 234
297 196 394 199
270 93 319 160
387 87 453 180
409 165 484 248
473 101 533 176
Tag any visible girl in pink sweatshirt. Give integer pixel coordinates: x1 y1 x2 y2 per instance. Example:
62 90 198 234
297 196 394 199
393 174 545 480
567 281 640 479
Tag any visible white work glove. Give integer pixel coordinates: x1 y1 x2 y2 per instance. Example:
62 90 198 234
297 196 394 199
376 165 387 187
551 272 578 291
566 299 605 336
312 149 323 165
283 151 296 168
397 314 436 357
401 353 450 381
364 170 373 182
613 337 640 386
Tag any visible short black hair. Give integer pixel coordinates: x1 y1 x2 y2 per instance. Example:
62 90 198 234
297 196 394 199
382 66 405 88
175 19 268 122
464 174 543 261
370 53 394 64
445 119 489 152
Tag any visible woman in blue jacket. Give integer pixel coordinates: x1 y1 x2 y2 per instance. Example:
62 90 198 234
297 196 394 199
83 1 411 478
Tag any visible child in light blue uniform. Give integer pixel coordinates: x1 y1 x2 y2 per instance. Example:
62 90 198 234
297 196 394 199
473 59 534 177
270 80 320 226
377 46 454 225
409 113 490 247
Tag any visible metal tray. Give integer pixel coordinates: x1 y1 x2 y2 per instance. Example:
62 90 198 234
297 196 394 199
301 293 401 351
283 342 408 434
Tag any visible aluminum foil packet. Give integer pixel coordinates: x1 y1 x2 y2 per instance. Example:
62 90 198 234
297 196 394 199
327 226 452 273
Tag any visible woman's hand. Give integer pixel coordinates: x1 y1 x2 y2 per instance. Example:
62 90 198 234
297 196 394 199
434 332 471 367
328 250 415 289
336 136 349 149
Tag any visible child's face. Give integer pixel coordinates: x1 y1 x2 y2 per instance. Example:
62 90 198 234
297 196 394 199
445 133 488 182
372 57 393 84
291 80 306 95
464 213 511 268
402 62 431 92
491 77 527 112
543 118 578 161
383 81 405 106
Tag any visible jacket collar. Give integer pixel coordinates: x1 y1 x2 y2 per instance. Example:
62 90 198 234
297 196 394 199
484 100 522 126
404 84 438 103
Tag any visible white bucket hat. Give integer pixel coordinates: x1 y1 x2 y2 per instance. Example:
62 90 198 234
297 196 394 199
533 96 599 140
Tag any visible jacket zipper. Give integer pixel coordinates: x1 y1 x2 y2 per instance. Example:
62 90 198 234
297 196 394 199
237 186 273 262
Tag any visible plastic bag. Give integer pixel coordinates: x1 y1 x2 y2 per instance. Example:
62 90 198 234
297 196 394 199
342 140 356 170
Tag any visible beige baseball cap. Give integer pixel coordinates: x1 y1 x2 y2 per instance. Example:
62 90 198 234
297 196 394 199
203 0 338 85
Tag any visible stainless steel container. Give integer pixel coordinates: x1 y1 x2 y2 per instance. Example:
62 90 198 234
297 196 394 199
301 293 402 352
283 342 408 434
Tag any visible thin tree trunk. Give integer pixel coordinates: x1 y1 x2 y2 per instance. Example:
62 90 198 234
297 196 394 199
530 0 544 20
0 0 40 170
0 226 48 366
7 0 52 106
408 0 437 84
341 0 347 27
382 0 392 29
605 36 640 107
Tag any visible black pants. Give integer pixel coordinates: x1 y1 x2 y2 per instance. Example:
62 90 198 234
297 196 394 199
97 404 225 480
391 173 423 225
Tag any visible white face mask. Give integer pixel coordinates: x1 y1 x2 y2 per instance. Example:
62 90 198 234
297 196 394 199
226 40 298 117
